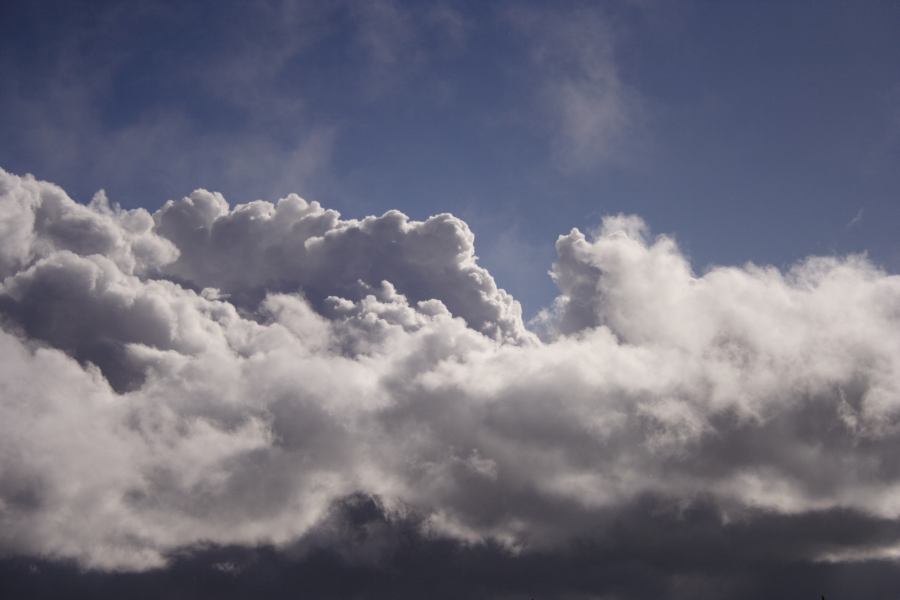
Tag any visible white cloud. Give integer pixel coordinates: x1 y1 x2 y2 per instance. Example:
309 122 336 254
2 168 900 572
152 187 532 344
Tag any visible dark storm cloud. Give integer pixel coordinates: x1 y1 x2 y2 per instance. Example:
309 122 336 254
2 169 900 596
3 494 900 599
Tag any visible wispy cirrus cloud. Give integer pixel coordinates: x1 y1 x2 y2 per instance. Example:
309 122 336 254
0 1 471 208
506 4 645 170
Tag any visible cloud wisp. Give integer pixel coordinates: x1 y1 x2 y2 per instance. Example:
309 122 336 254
2 169 900 596
506 4 643 170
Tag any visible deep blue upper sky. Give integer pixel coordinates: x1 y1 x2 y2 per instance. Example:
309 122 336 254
2 0 899 316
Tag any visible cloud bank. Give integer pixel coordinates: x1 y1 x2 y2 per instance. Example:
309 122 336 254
2 168 900 596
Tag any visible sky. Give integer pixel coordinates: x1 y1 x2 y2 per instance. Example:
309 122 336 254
2 0 899 317
2 1 900 599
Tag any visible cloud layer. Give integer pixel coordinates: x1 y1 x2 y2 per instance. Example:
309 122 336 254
2 169 900 595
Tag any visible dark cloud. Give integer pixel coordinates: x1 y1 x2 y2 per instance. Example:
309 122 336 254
3 494 900 599
2 169 900 596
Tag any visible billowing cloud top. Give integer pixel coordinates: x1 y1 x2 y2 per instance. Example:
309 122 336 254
2 169 900 591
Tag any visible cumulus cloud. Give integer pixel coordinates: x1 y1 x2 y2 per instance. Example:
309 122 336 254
151 187 531 344
2 168 900 597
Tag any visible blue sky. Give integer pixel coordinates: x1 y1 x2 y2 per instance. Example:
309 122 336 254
2 0 899 317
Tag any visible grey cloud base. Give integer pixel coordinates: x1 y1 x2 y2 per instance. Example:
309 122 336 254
2 168 900 596
5 495 900 600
